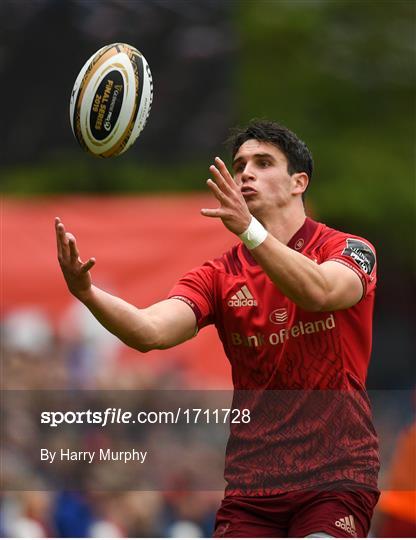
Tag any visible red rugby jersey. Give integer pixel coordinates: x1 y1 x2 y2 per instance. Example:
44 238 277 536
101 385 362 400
169 218 380 495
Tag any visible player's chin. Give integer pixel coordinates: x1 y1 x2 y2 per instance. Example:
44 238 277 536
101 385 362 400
244 197 260 212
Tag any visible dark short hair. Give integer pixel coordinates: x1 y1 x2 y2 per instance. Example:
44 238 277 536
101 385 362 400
227 120 313 186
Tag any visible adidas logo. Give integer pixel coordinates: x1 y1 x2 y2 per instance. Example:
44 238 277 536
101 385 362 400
335 515 357 537
228 286 257 307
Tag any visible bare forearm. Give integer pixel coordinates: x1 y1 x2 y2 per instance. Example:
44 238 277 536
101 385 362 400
79 285 160 352
251 235 329 311
55 218 196 350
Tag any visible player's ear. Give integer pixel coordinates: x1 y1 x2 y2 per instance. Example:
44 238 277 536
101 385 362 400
291 172 309 196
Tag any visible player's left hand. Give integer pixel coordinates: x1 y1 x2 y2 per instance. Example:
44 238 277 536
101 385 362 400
201 157 251 235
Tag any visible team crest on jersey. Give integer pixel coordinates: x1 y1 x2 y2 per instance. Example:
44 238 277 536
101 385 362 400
342 238 376 275
294 238 304 250
269 308 288 324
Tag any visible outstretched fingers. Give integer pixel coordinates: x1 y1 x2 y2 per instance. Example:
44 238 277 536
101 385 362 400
66 232 95 272
55 217 63 258
214 157 236 187
202 178 229 218
68 235 80 263
81 257 96 273
55 218 70 261
209 164 233 196
200 208 224 218
206 178 228 203
55 218 94 271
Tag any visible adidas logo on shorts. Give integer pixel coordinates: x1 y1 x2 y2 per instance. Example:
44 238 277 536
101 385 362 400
228 286 257 307
335 514 357 537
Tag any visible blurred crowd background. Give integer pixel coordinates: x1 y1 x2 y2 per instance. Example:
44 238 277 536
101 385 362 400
1 0 415 537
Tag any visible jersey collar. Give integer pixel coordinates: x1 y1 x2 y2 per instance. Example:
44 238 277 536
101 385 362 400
287 216 320 251
242 217 320 266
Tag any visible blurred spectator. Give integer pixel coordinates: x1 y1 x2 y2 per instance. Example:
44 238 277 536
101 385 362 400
374 422 416 537
162 491 220 537
1 492 53 537
59 300 121 388
2 307 68 390
3 308 53 357
53 491 94 537
169 519 203 537
89 519 123 537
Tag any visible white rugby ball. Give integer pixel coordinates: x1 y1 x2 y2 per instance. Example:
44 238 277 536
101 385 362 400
70 43 153 158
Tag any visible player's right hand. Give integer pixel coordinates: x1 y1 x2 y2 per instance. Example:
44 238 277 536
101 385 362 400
55 217 95 302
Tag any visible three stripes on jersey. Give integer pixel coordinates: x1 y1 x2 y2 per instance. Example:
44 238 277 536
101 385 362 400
335 514 357 537
228 285 258 307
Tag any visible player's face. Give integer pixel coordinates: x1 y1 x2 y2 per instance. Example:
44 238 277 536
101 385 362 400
232 140 299 214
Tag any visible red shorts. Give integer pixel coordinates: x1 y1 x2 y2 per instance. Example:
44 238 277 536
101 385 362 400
213 487 379 538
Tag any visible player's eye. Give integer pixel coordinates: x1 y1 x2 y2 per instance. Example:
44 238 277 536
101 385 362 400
259 160 270 168
234 163 245 173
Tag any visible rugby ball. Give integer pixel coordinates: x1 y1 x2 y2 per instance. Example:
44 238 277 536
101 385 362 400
70 43 153 157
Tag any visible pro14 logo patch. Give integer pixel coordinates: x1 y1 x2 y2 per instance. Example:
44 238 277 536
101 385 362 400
342 238 376 275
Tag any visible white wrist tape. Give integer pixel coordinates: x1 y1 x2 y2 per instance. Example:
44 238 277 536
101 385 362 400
238 216 268 250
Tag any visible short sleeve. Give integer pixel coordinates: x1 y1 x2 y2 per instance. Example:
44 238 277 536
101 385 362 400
321 234 377 297
168 263 216 329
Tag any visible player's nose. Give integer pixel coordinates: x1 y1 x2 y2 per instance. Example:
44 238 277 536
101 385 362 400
241 166 256 183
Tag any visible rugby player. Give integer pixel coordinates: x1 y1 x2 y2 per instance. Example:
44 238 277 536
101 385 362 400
55 121 380 537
